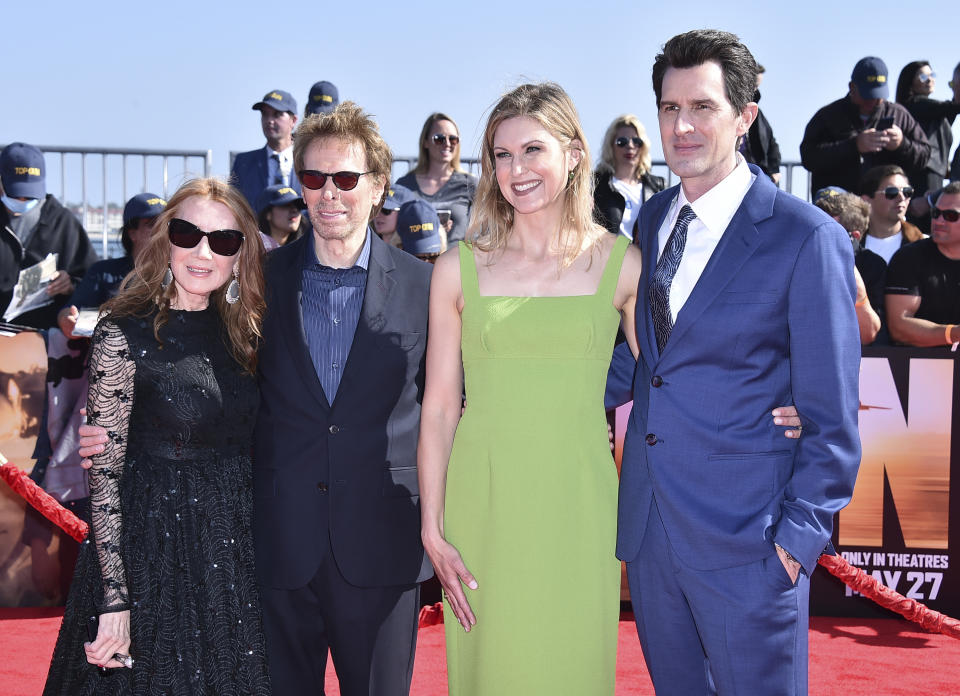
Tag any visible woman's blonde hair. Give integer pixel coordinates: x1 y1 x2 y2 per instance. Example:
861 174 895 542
467 82 603 268
413 112 465 175
102 177 265 374
596 114 653 180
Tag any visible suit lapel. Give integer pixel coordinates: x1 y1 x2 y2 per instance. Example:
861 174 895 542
663 171 775 354
333 233 396 405
275 236 331 409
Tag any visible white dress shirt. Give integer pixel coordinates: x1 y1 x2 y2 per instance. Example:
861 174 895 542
656 157 757 322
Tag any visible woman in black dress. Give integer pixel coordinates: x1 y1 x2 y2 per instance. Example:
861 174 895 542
44 178 270 695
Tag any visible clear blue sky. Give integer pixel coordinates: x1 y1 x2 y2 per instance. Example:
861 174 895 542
2 0 957 202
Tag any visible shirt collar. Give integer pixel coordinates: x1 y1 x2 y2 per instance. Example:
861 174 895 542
303 227 372 271
677 156 754 238
265 143 293 161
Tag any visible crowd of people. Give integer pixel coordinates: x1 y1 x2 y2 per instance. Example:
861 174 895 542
0 30 956 696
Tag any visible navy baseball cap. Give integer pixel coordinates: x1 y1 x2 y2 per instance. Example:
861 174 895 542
397 200 443 256
305 81 339 116
381 184 415 212
0 142 46 199
253 89 298 115
851 57 889 100
123 192 166 226
814 186 848 203
256 184 306 215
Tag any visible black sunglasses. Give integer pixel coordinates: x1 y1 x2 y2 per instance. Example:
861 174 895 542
298 170 372 191
432 134 460 146
877 185 914 200
379 208 397 216
932 207 960 222
168 218 244 256
615 136 643 148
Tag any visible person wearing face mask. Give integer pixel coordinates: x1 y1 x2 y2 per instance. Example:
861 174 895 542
895 61 960 198
0 142 97 329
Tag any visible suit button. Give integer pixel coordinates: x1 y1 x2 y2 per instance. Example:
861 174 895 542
328 425 339 434
645 433 658 446
317 482 328 492
651 375 663 388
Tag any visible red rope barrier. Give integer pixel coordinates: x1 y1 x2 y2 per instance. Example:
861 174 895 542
418 602 444 628
2 462 958 639
0 464 88 543
818 553 960 640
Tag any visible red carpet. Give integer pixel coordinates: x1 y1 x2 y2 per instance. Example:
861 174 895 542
5 608 959 695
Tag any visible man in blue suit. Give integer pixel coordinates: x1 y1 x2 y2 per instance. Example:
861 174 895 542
614 30 861 695
230 89 302 210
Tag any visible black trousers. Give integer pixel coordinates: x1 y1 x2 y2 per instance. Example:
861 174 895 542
259 553 420 696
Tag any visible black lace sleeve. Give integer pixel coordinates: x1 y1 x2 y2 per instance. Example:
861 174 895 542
85 319 136 614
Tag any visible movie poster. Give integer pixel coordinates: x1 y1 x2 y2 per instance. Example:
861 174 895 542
0 329 69 607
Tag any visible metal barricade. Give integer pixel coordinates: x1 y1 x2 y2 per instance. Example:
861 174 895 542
1 145 213 259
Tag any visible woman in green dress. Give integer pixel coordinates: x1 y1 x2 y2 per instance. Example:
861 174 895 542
417 83 642 695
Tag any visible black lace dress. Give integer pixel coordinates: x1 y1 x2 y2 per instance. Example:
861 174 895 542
44 306 271 695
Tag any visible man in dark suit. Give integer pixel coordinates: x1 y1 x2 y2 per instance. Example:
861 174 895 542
230 89 302 210
254 101 432 696
613 30 861 695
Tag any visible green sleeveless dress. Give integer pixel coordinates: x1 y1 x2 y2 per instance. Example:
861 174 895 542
443 235 628 695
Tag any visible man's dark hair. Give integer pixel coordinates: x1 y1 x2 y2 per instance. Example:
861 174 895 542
860 164 907 197
652 29 758 112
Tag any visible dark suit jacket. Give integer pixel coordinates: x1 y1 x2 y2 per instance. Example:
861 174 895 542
253 232 433 590
616 165 862 575
230 147 302 211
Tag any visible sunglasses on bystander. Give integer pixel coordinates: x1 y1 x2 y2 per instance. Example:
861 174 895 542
432 134 459 146
615 136 643 148
931 207 960 223
877 186 914 200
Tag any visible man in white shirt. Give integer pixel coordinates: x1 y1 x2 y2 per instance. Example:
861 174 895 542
230 89 302 209
860 164 924 265
614 29 862 696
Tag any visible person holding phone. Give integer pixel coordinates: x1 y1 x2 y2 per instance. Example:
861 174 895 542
395 112 478 244
801 56 931 194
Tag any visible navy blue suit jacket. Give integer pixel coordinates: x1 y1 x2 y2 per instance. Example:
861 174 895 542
252 232 433 589
230 147 302 210
616 165 861 575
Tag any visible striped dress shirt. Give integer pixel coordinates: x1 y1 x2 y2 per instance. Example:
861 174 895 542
300 230 371 402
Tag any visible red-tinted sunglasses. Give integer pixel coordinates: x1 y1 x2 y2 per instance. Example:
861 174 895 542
168 218 244 256
932 207 960 222
298 170 373 191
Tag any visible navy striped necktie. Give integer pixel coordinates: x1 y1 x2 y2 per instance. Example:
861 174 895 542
650 204 696 353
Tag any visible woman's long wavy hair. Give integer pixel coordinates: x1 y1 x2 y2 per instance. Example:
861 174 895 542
413 112 465 175
467 82 603 269
102 178 265 374
596 114 653 180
